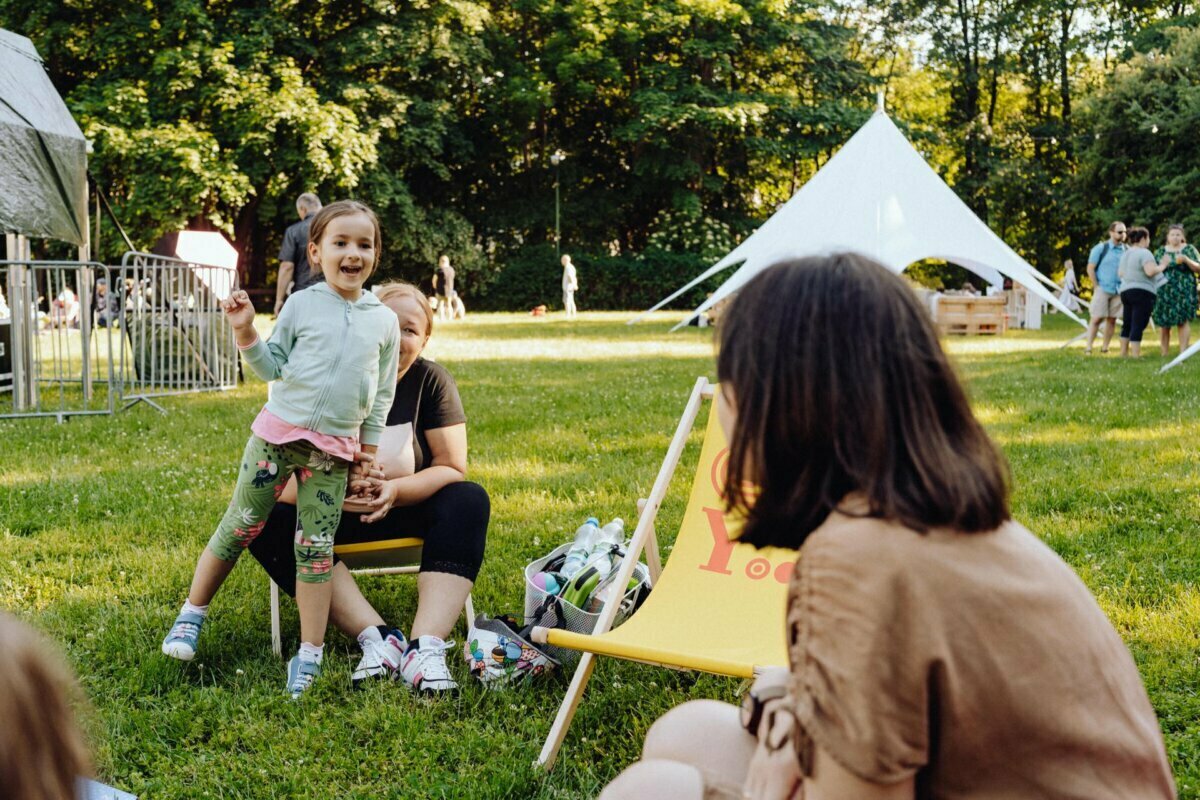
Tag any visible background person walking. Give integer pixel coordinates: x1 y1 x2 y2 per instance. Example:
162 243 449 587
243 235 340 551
433 255 456 321
274 193 323 315
561 254 578 319
1151 224 1200 357
1084 221 1127 354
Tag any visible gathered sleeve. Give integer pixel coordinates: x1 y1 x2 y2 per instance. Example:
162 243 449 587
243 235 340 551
787 524 931 783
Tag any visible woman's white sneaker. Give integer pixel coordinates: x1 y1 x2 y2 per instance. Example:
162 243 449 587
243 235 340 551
352 627 408 688
398 635 458 693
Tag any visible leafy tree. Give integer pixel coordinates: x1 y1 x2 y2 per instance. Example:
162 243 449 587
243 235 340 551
1076 23 1200 240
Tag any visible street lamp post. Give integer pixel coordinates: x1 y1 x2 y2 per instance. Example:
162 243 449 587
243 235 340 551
550 150 565 260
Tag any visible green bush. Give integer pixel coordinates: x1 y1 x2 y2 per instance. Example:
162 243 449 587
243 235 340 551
472 244 729 312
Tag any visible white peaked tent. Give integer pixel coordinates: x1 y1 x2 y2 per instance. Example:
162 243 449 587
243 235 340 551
636 106 1085 329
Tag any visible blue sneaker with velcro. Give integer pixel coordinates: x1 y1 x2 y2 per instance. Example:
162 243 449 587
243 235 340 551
161 610 205 661
287 654 322 699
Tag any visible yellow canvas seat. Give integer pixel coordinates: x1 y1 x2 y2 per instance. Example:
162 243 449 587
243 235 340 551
533 377 792 769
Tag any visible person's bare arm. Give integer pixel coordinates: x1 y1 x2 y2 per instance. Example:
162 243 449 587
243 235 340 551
1086 261 1098 287
360 423 467 522
275 262 295 315
1145 253 1169 277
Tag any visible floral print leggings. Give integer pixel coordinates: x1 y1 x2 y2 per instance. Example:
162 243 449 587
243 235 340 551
207 436 348 584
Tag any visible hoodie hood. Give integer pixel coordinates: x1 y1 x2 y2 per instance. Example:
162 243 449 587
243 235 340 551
310 281 385 309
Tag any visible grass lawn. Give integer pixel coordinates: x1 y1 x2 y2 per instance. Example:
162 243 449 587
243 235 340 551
2 311 1200 798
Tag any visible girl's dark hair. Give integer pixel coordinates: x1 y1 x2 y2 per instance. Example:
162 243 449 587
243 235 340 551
717 253 1010 550
1127 227 1150 245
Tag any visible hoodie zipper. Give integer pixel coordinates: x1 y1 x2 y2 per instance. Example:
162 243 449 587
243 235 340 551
306 293 354 431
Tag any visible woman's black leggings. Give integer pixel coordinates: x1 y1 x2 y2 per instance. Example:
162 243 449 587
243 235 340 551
249 481 489 596
1120 289 1156 343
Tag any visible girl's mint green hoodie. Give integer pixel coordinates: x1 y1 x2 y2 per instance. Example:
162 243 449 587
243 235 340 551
240 283 400 446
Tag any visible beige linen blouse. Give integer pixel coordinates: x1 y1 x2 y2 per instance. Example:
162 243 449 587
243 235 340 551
785 510 1175 798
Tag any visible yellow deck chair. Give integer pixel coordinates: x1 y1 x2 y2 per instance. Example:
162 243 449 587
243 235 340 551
269 537 476 657
532 377 793 769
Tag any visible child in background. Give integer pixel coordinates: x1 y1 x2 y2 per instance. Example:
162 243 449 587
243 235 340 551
162 200 400 698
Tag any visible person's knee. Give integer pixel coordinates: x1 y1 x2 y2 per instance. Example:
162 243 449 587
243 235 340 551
599 759 705 800
433 481 491 525
644 699 741 760
294 541 334 584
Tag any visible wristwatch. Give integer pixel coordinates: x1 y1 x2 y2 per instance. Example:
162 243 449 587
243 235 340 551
740 682 789 737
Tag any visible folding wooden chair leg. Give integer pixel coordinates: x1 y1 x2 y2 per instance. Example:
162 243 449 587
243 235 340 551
638 497 663 584
465 593 476 625
270 579 282 657
537 376 711 771
536 651 598 770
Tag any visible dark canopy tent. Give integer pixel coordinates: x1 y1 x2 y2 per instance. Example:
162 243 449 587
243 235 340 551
0 28 88 246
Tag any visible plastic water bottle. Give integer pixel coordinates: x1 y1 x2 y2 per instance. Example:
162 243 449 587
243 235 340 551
561 518 600 579
587 518 625 577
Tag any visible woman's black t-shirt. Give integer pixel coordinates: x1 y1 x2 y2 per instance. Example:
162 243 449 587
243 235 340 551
379 357 466 475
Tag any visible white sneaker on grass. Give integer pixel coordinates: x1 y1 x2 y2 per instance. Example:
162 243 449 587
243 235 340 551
352 628 407 688
398 635 458 694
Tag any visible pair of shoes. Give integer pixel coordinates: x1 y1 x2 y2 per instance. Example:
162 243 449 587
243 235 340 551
1101 348 1110 354
398 635 459 693
286 655 322 699
351 628 408 689
161 610 205 661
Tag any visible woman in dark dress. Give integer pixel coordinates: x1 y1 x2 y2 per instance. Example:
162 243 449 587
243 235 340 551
1151 224 1200 357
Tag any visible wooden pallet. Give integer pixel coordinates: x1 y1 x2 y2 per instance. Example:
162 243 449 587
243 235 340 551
936 295 1008 335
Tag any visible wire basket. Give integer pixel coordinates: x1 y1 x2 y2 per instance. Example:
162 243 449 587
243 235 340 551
524 542 651 664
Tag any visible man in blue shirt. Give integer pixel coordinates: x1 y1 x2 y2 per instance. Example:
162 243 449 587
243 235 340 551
274 193 323 315
1085 221 1127 354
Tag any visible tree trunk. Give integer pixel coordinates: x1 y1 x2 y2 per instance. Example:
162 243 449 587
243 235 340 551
1058 2 1074 157
233 195 264 291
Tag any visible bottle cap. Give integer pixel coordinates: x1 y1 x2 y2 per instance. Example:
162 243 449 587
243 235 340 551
586 517 599 526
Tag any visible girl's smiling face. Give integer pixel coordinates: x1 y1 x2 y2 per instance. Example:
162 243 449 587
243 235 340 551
384 293 432 378
309 211 378 300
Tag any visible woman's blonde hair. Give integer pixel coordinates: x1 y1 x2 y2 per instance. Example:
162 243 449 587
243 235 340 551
375 281 434 337
0 612 91 800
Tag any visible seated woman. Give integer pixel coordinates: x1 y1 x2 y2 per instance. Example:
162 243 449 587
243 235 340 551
249 281 488 693
602 254 1174 799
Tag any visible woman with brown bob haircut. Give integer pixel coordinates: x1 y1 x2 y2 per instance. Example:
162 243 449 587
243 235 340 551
0 612 92 800
602 253 1174 800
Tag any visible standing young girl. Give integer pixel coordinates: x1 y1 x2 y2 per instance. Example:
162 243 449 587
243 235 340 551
162 200 399 698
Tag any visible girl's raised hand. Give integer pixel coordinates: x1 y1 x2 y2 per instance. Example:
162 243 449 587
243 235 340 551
221 290 256 329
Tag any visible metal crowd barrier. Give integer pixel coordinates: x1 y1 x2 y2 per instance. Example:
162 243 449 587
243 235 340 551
0 260 116 421
0 252 239 421
116 251 239 413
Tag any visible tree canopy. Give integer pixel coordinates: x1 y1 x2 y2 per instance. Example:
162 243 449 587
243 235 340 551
2 0 1197 304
